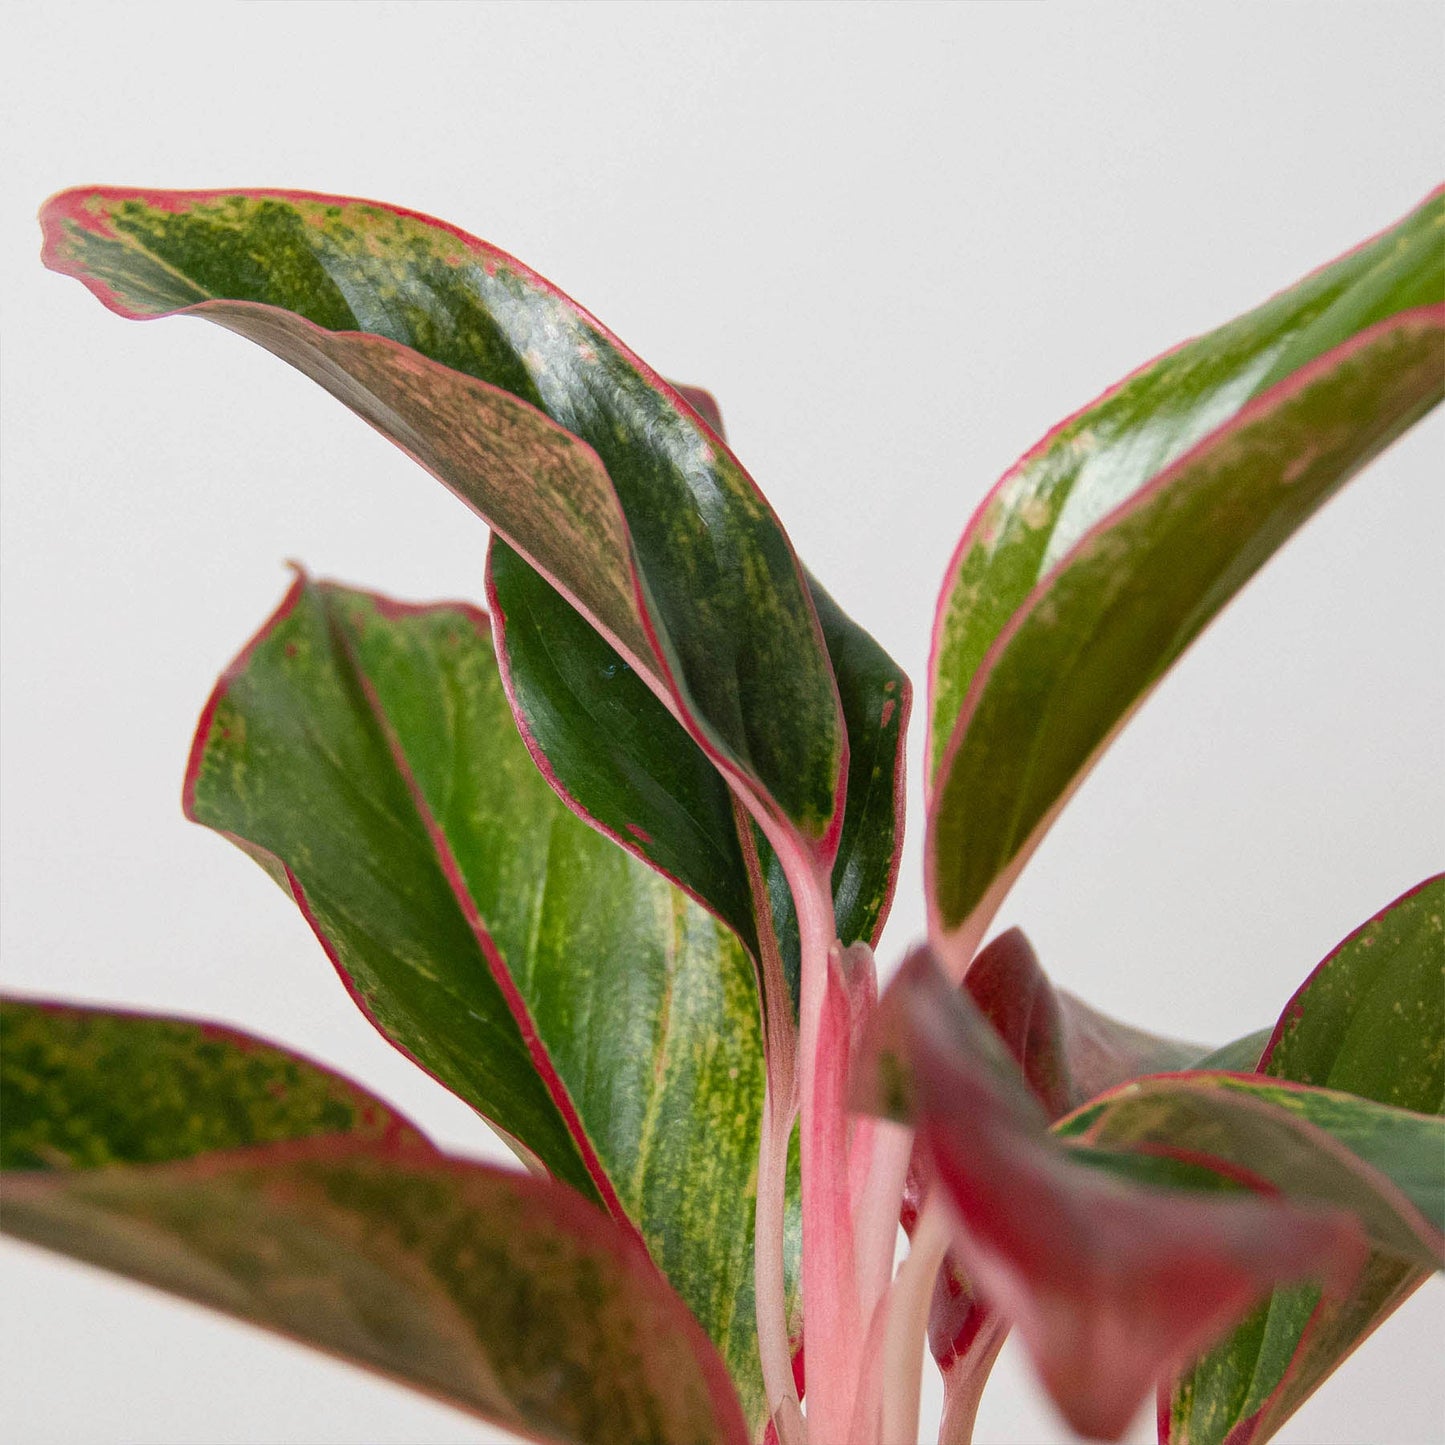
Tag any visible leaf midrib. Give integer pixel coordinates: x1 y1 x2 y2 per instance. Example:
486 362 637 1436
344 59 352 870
322 593 621 1221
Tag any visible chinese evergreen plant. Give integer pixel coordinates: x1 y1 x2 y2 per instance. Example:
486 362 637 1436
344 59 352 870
3 184 1442 1445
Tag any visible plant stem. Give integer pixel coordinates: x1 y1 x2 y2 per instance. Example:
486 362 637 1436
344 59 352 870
734 799 803 1440
852 1120 915 1324
879 1196 951 1445
791 859 862 1445
755 1081 802 1444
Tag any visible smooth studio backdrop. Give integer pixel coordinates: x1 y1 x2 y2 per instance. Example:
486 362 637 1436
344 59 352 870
2 4 1442 1442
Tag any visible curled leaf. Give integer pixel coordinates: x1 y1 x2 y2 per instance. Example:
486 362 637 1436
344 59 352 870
857 947 1367 1440
41 185 846 858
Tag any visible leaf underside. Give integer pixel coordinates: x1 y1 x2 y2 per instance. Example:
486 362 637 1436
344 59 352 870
40 185 850 856
858 943 1444 1441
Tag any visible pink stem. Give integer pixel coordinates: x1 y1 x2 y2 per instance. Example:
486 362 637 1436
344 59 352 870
852 1119 916 1324
756 1082 803 1445
937 1319 1009 1445
735 799 803 1440
787 851 863 1444
879 1197 951 1445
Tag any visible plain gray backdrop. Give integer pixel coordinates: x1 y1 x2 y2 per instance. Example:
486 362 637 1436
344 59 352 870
1 3 1441 1442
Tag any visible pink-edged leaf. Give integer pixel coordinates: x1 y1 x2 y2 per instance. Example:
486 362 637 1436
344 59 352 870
660 388 911 976
857 947 1370 1441
1165 876 1445 1445
40 186 845 860
5 1144 751 1445
1 998 749 1443
926 189 1445 969
486 535 910 1033
1260 875 1444 1109
183 572 782 1428
897 928 1213 1430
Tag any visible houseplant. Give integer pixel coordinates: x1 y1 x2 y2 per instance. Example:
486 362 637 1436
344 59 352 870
2 181 1441 1444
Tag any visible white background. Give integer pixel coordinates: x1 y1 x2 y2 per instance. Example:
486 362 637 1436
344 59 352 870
2 4 1442 1442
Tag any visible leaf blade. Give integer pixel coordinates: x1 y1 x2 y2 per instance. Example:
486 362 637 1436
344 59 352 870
926 191 1445 959
41 185 845 853
1167 877 1445 1444
1 998 749 1441
487 540 911 1026
965 927 1208 1120
927 187 1444 783
855 947 1370 1442
0 995 432 1167
184 574 781 1427
1262 874 1445 1110
4 1142 748 1445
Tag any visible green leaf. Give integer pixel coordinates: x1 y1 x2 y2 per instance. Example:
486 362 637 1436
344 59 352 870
1192 1029 1272 1073
1262 875 1444 1110
488 537 910 1030
1167 877 1445 1444
1058 1075 1443 1268
4 1149 747 1444
184 573 781 1428
0 995 432 1167
41 186 845 855
807 573 910 952
926 189 1445 958
486 535 764 966
676 382 908 959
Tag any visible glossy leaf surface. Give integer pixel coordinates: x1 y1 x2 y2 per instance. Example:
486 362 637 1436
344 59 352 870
1167 877 1445 1445
0 995 431 1167
184 574 778 1426
41 186 845 854
856 947 1370 1441
928 190 1445 957
487 535 760 958
488 548 909 1022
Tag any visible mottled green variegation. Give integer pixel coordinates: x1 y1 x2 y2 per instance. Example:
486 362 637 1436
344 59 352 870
184 574 782 1428
1168 877 1445 1445
4 1146 747 1445
0 1005 749 1442
31 179 1445 1445
1059 1075 1443 1265
0 996 431 1168
1264 876 1444 1111
927 189 1445 956
41 186 847 853
489 537 909 1026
